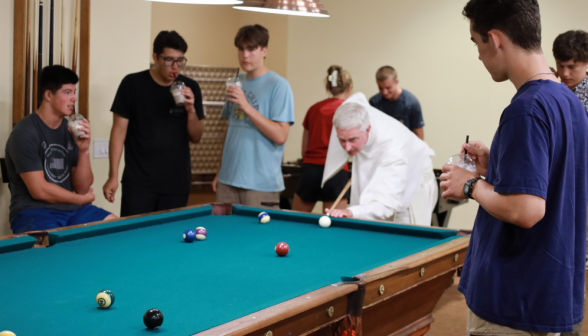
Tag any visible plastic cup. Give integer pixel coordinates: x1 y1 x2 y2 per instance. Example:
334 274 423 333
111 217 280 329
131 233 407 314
68 114 85 138
446 153 476 172
225 76 242 98
170 81 185 106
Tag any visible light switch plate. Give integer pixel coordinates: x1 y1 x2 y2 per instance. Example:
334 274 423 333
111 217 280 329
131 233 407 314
93 139 109 158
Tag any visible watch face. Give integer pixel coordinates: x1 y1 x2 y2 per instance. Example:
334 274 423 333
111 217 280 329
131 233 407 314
464 184 471 195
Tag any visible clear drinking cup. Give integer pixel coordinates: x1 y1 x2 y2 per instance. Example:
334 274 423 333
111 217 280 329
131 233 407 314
446 153 477 172
225 76 242 99
170 81 186 106
68 114 85 138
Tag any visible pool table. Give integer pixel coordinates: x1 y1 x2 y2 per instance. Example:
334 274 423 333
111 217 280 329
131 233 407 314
0 204 469 336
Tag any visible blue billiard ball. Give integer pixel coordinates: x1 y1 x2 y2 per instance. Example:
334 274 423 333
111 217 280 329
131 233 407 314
183 229 196 242
258 212 270 224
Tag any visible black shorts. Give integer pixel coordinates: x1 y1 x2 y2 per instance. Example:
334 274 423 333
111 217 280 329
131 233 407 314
295 163 351 203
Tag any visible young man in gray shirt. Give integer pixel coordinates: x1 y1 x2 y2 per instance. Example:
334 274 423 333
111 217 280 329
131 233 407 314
5 65 116 233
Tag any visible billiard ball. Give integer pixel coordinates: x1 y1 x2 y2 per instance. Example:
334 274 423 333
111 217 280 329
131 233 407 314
258 212 270 224
318 216 332 228
275 242 289 257
0 332 16 336
143 308 164 330
96 289 115 308
183 229 196 242
195 227 207 241
342 330 356 336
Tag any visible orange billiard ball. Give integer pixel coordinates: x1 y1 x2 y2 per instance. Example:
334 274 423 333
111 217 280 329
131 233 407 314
275 242 289 257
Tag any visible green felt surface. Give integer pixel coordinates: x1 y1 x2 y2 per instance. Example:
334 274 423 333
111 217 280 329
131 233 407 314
0 235 37 254
0 206 459 335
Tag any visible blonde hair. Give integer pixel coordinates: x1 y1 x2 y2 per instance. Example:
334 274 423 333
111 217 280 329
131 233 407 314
375 66 398 82
326 65 353 96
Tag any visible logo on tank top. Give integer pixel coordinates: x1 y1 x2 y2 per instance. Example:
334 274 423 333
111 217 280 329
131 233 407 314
44 144 70 183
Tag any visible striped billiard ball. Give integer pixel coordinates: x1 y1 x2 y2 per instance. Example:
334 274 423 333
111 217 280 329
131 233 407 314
96 289 115 308
195 227 207 241
258 212 270 224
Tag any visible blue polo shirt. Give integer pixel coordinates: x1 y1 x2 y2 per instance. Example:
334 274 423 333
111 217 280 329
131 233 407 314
458 80 588 333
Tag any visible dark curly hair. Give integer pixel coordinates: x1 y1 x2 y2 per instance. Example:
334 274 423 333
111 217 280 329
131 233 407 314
553 30 588 63
462 0 542 52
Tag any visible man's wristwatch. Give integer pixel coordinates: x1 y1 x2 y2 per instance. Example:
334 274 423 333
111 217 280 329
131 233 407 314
463 177 482 200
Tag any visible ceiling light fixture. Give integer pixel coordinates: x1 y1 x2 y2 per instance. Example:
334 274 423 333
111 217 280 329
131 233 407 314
146 0 243 5
233 0 329 17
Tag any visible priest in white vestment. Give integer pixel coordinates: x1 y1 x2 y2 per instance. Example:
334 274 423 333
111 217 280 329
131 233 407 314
322 92 437 226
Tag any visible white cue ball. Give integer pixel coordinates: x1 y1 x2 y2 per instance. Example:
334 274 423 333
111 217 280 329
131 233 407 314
319 216 332 228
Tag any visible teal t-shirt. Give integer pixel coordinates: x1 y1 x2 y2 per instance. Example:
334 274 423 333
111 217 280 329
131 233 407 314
219 71 295 192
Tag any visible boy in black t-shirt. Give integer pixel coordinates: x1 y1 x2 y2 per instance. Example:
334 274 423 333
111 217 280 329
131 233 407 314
5 65 116 234
104 31 205 217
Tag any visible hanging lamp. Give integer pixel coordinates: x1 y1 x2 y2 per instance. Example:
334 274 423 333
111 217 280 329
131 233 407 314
233 0 329 17
146 0 243 5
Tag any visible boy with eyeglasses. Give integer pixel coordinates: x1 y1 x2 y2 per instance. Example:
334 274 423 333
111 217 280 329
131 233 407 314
104 31 204 217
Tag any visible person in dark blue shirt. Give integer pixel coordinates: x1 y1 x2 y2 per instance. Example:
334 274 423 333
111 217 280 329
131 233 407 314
440 0 588 334
368 66 425 140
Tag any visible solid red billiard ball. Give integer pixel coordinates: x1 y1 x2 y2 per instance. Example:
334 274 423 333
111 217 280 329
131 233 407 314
275 242 289 257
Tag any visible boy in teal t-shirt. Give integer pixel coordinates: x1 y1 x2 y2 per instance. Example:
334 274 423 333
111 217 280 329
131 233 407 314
213 24 295 207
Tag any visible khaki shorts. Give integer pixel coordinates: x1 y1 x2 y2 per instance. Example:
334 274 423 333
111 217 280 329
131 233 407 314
217 183 280 209
468 309 560 336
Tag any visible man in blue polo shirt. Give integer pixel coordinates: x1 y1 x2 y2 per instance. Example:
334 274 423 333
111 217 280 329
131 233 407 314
440 0 588 334
369 66 425 140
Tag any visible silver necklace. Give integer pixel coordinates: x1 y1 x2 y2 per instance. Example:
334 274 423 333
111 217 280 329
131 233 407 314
525 72 555 83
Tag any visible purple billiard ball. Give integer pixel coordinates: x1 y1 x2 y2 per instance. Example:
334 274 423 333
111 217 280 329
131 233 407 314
183 229 196 242
195 227 207 241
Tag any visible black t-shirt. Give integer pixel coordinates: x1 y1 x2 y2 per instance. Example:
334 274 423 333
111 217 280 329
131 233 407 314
110 70 204 194
5 113 81 222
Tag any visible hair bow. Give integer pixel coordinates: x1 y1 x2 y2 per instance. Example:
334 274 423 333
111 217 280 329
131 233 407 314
328 70 339 87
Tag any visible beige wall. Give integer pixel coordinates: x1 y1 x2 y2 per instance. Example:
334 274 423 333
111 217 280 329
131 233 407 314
150 3 288 78
0 1 14 236
88 0 152 217
285 0 588 230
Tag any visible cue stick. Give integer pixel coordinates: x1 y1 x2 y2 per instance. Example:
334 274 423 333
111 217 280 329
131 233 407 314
60 0 64 65
49 0 54 65
326 178 352 216
32 0 39 112
71 0 80 74
24 0 33 116
36 0 44 109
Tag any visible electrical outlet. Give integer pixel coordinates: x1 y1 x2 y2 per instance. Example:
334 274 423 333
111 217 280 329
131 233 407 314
93 139 109 159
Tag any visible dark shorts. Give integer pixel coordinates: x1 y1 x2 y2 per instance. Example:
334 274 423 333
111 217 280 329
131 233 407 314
295 163 350 203
11 205 111 234
121 184 189 217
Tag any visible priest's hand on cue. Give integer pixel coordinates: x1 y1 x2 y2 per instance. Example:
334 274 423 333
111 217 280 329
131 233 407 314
326 208 353 218
324 179 352 218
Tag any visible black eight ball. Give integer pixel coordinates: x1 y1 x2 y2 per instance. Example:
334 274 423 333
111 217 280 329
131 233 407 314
143 308 164 330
